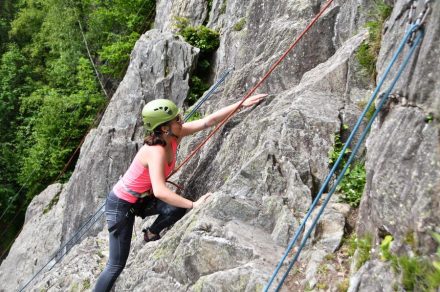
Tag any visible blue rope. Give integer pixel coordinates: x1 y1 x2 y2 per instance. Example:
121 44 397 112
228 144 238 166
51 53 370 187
265 23 425 291
184 68 234 122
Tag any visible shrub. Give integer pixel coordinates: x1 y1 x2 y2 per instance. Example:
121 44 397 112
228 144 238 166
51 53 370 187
174 17 220 53
328 134 365 207
337 162 366 207
328 134 350 166
187 76 210 106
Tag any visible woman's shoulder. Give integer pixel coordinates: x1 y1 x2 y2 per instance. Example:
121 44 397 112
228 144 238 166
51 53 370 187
140 144 166 155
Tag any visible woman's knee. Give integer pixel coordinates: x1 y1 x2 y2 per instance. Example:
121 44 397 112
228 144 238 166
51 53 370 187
160 204 186 218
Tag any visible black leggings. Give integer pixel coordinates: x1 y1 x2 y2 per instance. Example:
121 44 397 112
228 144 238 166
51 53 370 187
94 191 186 292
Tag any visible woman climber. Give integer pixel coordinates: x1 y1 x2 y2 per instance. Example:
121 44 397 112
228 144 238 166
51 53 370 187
94 94 267 291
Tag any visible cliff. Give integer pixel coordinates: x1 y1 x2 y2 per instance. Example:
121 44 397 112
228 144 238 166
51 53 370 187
0 0 438 291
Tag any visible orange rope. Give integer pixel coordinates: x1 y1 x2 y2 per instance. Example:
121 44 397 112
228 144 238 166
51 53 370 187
168 0 335 179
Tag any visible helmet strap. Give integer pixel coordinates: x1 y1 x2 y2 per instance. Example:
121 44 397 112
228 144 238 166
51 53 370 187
160 125 179 139
167 129 179 139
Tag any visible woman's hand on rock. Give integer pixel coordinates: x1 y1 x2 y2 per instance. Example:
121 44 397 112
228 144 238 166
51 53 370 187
242 93 268 107
193 192 212 209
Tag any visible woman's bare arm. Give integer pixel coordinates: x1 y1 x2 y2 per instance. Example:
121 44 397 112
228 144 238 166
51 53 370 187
180 93 267 137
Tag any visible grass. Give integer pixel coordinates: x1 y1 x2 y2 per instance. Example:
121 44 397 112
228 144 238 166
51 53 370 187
356 97 377 122
379 233 440 291
347 234 372 270
337 279 349 292
317 263 329 275
42 191 61 214
233 18 246 31
356 0 393 81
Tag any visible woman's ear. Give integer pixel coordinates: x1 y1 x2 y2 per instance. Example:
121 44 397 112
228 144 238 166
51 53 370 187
160 125 169 134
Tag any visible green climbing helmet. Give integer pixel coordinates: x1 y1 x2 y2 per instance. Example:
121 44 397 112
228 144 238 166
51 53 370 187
142 99 181 131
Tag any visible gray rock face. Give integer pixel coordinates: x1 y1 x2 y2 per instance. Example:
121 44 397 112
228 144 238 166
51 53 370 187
155 0 209 32
357 0 440 259
348 260 397 292
352 0 440 290
33 1 361 290
2 0 439 291
0 184 64 292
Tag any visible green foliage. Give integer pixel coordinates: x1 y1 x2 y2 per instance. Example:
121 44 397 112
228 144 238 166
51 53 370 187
379 233 440 291
337 279 349 292
429 232 440 288
380 235 393 261
328 134 350 166
0 0 156 251
173 17 218 108
187 76 210 106
356 0 392 81
174 17 220 53
82 278 91 289
337 162 366 207
316 282 328 290
43 192 60 214
233 18 246 31
0 43 33 217
18 58 105 200
85 0 155 78
394 256 438 291
184 110 203 122
205 0 213 24
220 0 227 14
357 99 376 121
9 0 46 46
317 264 329 275
356 42 375 79
99 32 139 78
0 44 32 134
328 134 366 207
0 0 17 53
425 113 434 123
348 234 372 270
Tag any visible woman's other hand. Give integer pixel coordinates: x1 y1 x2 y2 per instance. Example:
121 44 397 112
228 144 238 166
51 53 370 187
242 93 268 108
193 192 212 208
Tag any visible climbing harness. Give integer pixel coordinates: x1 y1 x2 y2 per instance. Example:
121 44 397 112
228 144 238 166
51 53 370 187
16 67 232 291
264 21 427 292
19 0 336 287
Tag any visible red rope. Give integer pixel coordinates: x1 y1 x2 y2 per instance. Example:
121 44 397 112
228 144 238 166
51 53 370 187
168 0 334 179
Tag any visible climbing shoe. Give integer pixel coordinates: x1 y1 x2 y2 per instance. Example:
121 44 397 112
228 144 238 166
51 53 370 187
142 228 161 242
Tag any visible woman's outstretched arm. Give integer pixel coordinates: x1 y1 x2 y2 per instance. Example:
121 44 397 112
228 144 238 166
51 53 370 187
180 93 267 137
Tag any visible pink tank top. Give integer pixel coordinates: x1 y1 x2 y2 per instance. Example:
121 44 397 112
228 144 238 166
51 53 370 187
113 139 178 203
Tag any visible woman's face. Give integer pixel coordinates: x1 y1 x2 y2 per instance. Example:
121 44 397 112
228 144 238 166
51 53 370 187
168 114 183 136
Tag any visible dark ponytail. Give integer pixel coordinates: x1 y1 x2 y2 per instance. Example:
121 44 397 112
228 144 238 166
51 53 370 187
144 127 167 146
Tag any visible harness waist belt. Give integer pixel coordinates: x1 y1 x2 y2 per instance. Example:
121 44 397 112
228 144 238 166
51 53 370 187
119 176 151 198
